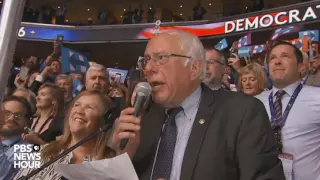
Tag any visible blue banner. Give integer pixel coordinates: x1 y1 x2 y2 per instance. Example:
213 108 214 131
61 47 90 73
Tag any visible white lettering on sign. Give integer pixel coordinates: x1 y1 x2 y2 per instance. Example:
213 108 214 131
274 12 288 25
259 14 273 28
235 19 245 32
224 5 319 33
18 27 26 37
289 9 301 23
245 17 259 30
13 144 41 169
225 21 235 33
302 7 317 21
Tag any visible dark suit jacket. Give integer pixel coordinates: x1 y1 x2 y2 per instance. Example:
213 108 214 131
133 84 285 180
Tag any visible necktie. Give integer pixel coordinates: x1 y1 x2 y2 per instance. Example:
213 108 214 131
274 90 286 122
152 107 183 180
272 90 286 153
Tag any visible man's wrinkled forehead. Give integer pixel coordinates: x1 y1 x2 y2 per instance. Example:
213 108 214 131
88 69 107 77
270 44 295 56
206 49 220 60
145 33 181 55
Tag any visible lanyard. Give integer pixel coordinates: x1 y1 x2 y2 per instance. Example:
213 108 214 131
302 73 309 85
269 83 303 128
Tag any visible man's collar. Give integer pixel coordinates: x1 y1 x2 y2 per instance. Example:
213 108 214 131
272 81 302 97
1 135 21 146
210 87 221 91
206 83 222 91
170 86 201 121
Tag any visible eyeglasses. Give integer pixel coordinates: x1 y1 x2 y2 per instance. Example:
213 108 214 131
271 124 283 153
4 110 25 120
140 53 192 68
206 59 224 66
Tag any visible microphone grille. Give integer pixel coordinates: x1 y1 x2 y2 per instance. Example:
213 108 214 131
136 82 152 96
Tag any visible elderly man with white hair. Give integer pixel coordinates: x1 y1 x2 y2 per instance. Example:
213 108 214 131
85 64 110 94
113 30 285 180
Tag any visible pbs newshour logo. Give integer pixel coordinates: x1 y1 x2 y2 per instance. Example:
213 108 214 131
13 144 41 168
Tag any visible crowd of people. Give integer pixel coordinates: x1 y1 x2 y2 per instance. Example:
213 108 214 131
0 28 320 180
8 0 282 25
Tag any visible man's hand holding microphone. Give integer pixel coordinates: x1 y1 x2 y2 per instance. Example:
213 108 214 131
112 82 152 159
112 107 141 159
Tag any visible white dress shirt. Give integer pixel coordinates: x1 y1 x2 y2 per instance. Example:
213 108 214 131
255 81 320 180
169 87 201 180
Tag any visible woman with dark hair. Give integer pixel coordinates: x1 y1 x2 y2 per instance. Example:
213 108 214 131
14 91 116 180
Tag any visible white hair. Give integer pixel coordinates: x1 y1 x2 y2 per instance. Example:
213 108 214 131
158 30 206 80
86 63 108 80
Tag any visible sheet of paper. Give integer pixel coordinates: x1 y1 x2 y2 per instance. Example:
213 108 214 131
54 153 138 180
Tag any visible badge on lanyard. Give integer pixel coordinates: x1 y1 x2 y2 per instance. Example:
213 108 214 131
279 153 293 180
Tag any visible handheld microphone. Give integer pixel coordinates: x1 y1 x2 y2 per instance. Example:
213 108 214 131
119 82 152 150
17 108 117 180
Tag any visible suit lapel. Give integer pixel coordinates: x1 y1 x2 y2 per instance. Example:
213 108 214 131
180 84 217 180
141 104 166 156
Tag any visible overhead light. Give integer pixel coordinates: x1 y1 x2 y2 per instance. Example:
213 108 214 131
149 7 152 10
246 6 248 9
180 5 183 8
87 8 90 11
120 15 123 18
180 13 183 16
58 6 61 8
209 3 212 6
88 18 92 20
65 19 69 22
124 9 126 11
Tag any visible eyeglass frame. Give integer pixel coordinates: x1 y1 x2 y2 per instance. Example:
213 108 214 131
140 53 193 67
3 109 26 120
206 59 224 66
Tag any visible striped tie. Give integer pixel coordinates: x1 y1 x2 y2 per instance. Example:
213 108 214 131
274 90 286 121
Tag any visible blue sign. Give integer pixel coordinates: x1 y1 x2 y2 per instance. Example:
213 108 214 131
18 26 90 41
61 47 90 73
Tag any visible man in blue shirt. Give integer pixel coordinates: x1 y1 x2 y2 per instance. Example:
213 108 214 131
0 96 32 179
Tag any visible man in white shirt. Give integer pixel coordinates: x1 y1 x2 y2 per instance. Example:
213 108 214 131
255 41 320 180
203 48 226 90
